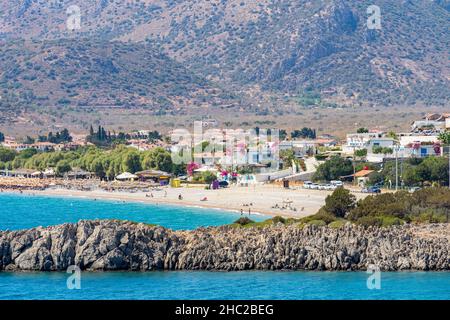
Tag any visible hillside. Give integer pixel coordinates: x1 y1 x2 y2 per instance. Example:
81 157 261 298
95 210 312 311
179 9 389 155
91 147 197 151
0 0 449 111
0 39 239 117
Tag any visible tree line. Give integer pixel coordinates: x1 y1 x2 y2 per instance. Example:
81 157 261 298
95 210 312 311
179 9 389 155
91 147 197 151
0 145 184 178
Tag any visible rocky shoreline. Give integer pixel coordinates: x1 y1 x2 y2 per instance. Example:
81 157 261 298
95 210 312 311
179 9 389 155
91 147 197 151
0 220 448 271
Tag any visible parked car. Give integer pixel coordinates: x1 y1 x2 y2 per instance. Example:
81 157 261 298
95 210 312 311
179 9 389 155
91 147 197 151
374 182 384 188
409 186 422 193
310 183 319 190
362 186 381 194
218 181 229 188
303 181 313 189
330 180 343 187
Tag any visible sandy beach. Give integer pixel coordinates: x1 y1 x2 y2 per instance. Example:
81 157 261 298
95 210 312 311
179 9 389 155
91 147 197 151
13 184 369 218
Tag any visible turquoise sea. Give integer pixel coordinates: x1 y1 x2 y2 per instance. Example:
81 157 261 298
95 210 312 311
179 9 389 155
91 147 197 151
1 271 449 300
0 193 262 231
0 193 449 300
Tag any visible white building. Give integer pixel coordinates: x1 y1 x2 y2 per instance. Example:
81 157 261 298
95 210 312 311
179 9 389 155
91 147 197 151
411 113 450 132
399 135 440 147
342 132 384 154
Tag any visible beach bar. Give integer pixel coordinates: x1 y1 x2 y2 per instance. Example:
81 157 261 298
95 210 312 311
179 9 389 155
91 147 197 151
135 170 172 184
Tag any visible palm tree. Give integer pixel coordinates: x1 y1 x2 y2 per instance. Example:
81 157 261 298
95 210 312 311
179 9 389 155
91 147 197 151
438 132 450 188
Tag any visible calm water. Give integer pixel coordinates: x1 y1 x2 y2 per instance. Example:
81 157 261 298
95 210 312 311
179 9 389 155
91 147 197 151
0 271 449 300
0 193 449 300
0 193 263 231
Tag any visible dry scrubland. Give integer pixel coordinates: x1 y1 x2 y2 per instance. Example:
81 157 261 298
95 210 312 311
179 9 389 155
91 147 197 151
2 105 449 139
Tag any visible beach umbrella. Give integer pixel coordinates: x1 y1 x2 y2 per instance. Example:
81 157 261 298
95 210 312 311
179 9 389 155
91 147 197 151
116 172 138 181
194 167 218 173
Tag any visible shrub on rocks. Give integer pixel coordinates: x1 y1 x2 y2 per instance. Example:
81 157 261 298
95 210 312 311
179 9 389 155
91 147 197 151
307 219 327 227
271 216 286 224
233 217 255 226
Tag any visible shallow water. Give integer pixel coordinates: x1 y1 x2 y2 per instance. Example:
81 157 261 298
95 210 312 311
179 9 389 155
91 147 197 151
0 193 262 231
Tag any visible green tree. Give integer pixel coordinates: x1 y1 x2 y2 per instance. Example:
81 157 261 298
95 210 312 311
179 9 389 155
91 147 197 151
354 149 367 158
18 148 38 159
324 187 356 218
438 132 450 145
56 161 71 176
357 128 369 133
313 156 353 182
280 149 295 168
23 136 35 144
0 147 17 162
90 158 106 180
372 146 393 154
141 147 173 172
122 151 141 173
0 132 4 143
387 131 398 140
438 131 450 187
368 171 384 186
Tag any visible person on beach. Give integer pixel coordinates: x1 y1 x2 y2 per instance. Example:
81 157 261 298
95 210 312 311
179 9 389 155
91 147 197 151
240 209 243 216
178 194 183 200
248 208 251 215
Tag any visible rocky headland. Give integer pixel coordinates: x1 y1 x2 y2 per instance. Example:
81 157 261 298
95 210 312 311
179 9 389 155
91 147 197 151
0 220 448 272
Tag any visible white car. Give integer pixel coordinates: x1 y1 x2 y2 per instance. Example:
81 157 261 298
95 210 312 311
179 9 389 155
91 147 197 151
330 180 343 187
303 181 313 189
310 183 319 190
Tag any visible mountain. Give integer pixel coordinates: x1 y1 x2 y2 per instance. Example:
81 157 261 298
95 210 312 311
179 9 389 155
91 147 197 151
0 39 239 115
0 0 449 110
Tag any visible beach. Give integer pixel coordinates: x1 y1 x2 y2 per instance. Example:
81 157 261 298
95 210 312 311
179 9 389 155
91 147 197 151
10 183 370 218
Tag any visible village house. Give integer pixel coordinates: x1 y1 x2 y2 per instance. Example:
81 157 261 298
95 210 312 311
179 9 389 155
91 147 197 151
342 131 385 154
411 113 450 133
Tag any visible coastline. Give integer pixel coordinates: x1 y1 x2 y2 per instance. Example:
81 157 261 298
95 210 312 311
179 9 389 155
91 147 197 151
1 184 359 219
1 220 448 272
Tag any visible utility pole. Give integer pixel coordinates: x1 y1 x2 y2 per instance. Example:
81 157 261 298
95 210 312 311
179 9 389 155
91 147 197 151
352 146 356 186
400 156 404 189
395 147 399 191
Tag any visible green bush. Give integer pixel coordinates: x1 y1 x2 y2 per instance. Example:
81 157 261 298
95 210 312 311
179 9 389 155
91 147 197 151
313 156 353 182
412 210 448 224
313 209 338 224
307 220 327 227
329 220 347 229
272 216 287 224
233 217 255 226
356 216 383 227
380 216 404 227
324 188 356 218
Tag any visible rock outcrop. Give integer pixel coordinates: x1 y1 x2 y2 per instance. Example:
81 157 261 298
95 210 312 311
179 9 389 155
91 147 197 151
0 220 448 271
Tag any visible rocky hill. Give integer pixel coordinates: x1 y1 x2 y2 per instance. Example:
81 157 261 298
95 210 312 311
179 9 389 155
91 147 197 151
0 39 239 113
0 220 448 271
0 0 449 110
